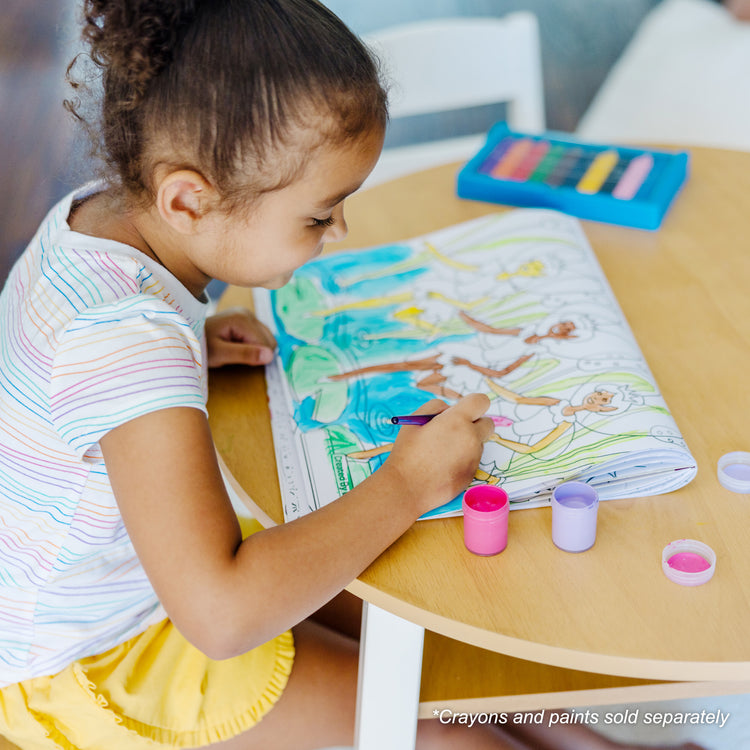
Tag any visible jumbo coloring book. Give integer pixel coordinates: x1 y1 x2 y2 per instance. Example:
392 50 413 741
253 209 697 520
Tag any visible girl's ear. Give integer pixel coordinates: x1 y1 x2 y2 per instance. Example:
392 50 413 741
155 170 218 235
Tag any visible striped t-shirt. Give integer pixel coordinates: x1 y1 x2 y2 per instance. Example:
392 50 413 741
0 186 209 686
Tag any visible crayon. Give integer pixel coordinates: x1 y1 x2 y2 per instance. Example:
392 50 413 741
478 137 514 175
612 153 654 199
527 143 566 183
509 140 549 181
491 138 534 179
545 147 585 187
599 155 633 194
576 150 619 194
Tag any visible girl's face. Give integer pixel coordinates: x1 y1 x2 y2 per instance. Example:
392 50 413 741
196 126 384 291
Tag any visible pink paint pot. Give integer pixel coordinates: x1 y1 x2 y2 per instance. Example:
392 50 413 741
462 485 509 556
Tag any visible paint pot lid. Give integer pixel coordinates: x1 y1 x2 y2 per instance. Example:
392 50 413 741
662 539 716 587
717 452 750 493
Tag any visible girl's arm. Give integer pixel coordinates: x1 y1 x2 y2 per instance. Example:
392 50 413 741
100 394 491 659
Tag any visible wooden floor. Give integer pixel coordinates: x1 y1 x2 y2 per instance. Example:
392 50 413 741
0 0 85 287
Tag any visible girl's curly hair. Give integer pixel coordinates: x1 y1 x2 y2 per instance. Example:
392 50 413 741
66 0 388 208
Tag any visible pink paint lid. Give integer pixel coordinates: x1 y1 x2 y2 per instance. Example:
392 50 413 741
661 539 716 586
717 452 750 494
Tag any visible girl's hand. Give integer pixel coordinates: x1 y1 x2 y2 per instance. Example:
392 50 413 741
205 307 276 368
383 393 494 518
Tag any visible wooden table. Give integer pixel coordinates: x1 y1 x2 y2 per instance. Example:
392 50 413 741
209 147 750 747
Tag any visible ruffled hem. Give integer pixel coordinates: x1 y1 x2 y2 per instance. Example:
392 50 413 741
25 666 143 750
30 691 128 750
75 630 295 748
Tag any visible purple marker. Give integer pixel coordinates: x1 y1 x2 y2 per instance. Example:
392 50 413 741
390 414 513 426
390 414 435 426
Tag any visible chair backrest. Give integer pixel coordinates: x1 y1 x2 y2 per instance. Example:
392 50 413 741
365 13 545 133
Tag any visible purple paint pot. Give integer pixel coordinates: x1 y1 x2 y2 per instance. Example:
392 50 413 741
551 481 599 553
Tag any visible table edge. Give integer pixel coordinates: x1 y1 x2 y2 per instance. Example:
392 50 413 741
219 456 750 683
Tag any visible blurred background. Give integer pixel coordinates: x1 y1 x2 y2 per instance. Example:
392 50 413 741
327 0 660 147
0 0 661 285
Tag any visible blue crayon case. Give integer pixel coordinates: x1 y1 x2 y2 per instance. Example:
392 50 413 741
456 123 689 230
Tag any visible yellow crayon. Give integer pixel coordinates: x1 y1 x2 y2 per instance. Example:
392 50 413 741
576 150 619 194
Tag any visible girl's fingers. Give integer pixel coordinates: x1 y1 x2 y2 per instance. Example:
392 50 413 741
208 340 274 368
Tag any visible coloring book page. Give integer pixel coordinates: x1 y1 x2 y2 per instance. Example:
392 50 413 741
253 209 697 521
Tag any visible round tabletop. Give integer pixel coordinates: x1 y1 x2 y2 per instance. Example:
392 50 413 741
209 146 750 682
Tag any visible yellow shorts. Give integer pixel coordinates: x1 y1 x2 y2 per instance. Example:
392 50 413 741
0 519 295 749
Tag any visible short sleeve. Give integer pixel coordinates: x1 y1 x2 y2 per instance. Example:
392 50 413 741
50 295 207 457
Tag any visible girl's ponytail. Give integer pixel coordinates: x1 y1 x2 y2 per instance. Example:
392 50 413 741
81 0 198 110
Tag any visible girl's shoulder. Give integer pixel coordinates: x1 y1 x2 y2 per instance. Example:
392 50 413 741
10 184 207 330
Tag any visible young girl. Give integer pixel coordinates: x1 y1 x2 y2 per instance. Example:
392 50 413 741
0 1 708 749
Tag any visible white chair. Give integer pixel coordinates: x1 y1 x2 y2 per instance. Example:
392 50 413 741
363 13 545 188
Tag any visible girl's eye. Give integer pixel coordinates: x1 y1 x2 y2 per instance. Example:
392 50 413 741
312 216 335 228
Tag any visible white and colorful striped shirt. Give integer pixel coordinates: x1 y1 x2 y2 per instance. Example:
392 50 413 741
0 186 209 686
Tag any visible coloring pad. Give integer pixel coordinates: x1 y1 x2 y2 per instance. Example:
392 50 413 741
456 123 689 230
